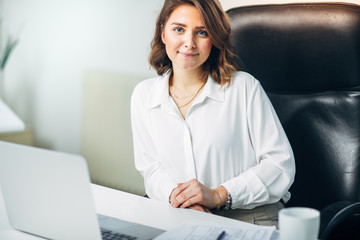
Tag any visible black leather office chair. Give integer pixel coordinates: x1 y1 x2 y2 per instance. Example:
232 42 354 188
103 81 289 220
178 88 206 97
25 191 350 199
227 3 360 239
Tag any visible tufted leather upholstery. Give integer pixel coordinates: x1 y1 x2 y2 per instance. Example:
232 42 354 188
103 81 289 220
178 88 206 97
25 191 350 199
227 2 360 210
227 3 360 238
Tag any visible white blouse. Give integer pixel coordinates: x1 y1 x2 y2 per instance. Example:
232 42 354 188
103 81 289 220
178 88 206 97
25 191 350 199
130 71 295 209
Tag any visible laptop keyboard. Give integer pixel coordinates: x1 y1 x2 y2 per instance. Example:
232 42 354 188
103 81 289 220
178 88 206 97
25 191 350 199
101 229 138 240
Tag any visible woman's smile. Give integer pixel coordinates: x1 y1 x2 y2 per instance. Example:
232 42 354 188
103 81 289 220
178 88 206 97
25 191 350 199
178 51 199 57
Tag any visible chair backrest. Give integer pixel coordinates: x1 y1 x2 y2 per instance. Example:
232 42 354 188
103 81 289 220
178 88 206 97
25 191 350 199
227 3 360 210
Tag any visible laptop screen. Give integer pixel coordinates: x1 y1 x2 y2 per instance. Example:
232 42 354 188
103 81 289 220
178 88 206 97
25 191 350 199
0 141 102 240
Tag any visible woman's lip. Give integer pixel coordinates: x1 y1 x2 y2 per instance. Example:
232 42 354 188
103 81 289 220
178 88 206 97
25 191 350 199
178 52 199 57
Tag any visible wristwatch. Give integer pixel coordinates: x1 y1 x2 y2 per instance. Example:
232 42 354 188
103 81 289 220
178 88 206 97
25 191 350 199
225 191 232 209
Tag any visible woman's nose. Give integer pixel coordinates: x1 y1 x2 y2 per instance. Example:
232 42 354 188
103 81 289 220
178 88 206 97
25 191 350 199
184 33 196 49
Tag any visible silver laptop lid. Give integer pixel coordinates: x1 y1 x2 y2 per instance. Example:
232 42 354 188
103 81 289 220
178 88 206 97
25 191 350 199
0 141 101 240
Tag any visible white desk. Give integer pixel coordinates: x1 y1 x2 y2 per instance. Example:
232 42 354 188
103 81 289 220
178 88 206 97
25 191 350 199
0 184 265 239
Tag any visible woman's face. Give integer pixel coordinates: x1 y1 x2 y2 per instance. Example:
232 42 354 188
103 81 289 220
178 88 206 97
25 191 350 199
161 4 212 73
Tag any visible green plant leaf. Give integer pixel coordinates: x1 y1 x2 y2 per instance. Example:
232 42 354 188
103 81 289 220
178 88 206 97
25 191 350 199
0 36 18 70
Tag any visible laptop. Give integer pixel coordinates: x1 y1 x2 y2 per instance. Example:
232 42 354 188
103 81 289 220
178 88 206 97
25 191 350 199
0 141 164 240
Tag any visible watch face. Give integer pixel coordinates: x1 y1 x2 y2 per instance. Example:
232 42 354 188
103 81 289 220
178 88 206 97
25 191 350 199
225 192 232 209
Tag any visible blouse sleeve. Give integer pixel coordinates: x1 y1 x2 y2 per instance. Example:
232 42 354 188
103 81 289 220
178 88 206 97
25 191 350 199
221 77 295 209
130 83 177 202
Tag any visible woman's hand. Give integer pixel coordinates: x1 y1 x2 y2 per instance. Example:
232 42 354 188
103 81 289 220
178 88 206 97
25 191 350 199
187 204 212 213
169 179 220 209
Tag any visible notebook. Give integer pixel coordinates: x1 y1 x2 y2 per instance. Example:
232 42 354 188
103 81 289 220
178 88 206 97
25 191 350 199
0 141 164 240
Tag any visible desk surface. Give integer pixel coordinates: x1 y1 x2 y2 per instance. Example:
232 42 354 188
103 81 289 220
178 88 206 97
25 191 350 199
0 184 257 239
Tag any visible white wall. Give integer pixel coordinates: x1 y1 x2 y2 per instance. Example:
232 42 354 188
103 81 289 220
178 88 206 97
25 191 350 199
1 0 359 154
2 0 163 152
0 0 3 18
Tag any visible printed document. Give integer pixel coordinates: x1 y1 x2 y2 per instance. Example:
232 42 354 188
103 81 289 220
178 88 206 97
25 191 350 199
154 222 276 240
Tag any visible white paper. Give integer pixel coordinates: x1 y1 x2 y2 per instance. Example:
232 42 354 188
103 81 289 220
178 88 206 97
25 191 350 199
154 223 276 240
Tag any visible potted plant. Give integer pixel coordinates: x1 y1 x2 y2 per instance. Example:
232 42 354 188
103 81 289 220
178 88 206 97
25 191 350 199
0 20 18 99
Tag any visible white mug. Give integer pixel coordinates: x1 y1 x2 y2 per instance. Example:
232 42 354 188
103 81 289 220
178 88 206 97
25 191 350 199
279 207 320 240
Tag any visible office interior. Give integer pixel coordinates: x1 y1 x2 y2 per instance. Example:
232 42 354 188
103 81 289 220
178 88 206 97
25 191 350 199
1 0 360 239
1 0 360 231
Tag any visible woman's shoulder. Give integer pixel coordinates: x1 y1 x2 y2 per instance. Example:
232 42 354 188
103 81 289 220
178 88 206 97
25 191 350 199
132 75 164 99
231 71 260 88
132 74 168 107
134 76 161 92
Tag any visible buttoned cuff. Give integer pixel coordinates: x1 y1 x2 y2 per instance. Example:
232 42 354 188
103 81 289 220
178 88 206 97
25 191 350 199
221 169 269 209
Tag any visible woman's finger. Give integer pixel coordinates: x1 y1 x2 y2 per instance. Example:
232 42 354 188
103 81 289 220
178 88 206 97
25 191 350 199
172 185 196 208
169 183 187 204
170 179 218 209
188 204 212 213
180 194 199 209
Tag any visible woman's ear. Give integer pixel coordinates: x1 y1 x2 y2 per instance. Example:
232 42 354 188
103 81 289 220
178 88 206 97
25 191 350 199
161 24 166 44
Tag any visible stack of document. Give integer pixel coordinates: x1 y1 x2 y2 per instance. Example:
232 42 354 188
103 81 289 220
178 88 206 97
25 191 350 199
155 222 276 240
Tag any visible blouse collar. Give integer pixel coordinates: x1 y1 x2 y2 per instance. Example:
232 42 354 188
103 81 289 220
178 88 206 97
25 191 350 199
147 72 225 109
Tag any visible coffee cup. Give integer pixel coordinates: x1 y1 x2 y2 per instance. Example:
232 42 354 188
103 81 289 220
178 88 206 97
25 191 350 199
279 207 320 240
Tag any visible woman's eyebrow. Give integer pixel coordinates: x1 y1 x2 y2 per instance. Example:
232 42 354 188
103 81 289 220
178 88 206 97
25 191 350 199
170 22 186 27
170 22 206 30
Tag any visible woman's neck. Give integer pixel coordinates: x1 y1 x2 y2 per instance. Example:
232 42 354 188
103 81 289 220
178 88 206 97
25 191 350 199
170 68 207 91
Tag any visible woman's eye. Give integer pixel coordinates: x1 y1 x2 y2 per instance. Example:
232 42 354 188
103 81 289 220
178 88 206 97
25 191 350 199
197 30 208 36
174 28 184 33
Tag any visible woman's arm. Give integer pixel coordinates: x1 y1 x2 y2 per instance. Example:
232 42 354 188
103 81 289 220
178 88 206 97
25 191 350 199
221 79 295 209
131 83 178 202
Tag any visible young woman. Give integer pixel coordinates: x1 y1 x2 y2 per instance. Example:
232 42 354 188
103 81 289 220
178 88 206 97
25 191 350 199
131 0 295 226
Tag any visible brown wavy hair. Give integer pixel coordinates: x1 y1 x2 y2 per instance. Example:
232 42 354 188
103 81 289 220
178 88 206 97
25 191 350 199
149 0 240 87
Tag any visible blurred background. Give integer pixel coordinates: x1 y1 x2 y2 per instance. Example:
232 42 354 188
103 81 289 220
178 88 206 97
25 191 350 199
0 0 164 153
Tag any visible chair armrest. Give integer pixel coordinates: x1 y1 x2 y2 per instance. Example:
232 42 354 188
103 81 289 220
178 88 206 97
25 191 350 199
320 201 360 240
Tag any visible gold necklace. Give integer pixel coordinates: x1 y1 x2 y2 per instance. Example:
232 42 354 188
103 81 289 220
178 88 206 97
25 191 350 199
171 81 206 109
171 91 196 99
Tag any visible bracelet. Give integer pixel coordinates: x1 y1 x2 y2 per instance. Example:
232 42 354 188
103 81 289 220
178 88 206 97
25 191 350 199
225 191 232 210
214 189 222 210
